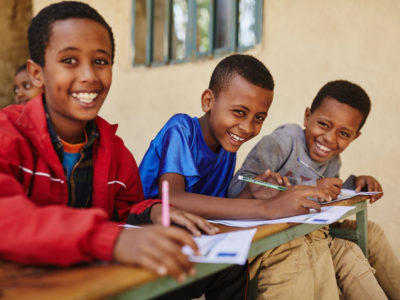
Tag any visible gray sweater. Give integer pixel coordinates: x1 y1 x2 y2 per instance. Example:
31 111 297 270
228 123 343 197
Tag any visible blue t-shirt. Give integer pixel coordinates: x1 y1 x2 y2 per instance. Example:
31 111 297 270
139 114 236 199
63 152 80 179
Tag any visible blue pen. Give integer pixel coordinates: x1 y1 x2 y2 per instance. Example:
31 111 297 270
238 175 287 191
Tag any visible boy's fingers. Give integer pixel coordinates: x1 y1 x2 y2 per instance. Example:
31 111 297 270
301 199 321 212
123 229 194 280
255 169 270 181
282 176 291 187
307 187 331 203
163 227 199 252
172 213 201 236
174 212 218 236
142 234 195 277
269 172 283 185
355 181 364 192
188 215 219 235
138 255 168 277
182 220 202 236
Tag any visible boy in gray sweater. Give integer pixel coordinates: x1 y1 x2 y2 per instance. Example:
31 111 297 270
229 80 399 299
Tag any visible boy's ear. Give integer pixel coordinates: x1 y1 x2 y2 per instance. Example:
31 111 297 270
201 89 215 113
26 59 44 88
303 107 311 127
353 131 362 141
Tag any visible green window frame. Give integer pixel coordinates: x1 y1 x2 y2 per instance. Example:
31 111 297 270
132 0 264 66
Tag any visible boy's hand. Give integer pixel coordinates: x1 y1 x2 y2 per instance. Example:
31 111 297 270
114 225 198 282
355 175 383 203
262 185 330 219
150 204 219 236
317 178 343 200
248 169 291 199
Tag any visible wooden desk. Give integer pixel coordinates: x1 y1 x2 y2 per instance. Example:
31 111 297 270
0 196 368 300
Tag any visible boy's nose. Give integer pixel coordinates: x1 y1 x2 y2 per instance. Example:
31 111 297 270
16 92 27 102
238 119 254 135
323 129 336 144
79 64 99 83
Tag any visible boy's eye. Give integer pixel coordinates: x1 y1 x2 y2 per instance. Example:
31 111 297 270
23 83 31 89
340 131 350 138
62 57 77 64
13 87 19 94
255 115 265 122
95 58 109 65
318 121 329 128
233 110 245 116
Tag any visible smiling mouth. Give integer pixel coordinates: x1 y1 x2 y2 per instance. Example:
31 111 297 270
315 142 332 153
72 92 98 104
229 132 245 142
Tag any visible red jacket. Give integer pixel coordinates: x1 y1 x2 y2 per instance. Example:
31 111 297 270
0 96 159 266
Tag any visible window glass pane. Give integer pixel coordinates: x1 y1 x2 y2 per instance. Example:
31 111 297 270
153 0 167 63
172 0 188 60
197 0 210 53
215 0 234 49
134 0 147 64
238 0 256 48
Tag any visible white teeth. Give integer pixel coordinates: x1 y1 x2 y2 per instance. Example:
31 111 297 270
316 142 331 152
72 92 98 103
229 133 245 142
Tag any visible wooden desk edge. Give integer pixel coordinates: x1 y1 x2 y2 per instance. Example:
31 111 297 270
0 197 369 300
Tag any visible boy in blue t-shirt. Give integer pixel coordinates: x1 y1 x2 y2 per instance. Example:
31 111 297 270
140 54 331 221
229 80 399 299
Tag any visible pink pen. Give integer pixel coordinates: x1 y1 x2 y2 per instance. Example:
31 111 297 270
162 180 170 227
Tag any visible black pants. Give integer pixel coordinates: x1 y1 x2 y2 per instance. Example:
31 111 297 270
152 263 249 300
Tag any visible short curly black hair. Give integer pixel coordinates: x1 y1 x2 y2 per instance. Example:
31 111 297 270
310 80 371 131
209 54 274 97
28 1 115 66
15 63 27 75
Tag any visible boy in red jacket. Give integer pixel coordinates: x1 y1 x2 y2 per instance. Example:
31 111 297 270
0 1 221 284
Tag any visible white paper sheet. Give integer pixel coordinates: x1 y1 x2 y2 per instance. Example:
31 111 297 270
336 188 381 201
208 205 355 227
182 228 257 265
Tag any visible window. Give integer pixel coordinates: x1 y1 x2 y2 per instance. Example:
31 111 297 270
132 0 263 66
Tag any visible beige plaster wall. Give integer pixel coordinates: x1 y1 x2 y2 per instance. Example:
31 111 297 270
33 0 400 255
0 0 32 108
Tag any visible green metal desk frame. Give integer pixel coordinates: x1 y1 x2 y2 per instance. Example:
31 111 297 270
110 201 367 300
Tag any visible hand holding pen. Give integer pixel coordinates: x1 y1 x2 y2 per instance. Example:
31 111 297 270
239 170 291 200
238 174 332 204
150 181 219 236
316 177 343 200
297 157 342 200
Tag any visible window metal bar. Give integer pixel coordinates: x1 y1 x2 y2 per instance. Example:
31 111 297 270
231 0 239 52
186 0 197 59
131 0 138 65
145 0 154 65
164 0 173 63
255 0 263 44
207 0 215 56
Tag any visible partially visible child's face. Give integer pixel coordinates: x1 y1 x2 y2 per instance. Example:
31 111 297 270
13 70 42 104
303 96 363 163
28 18 112 130
200 75 274 152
